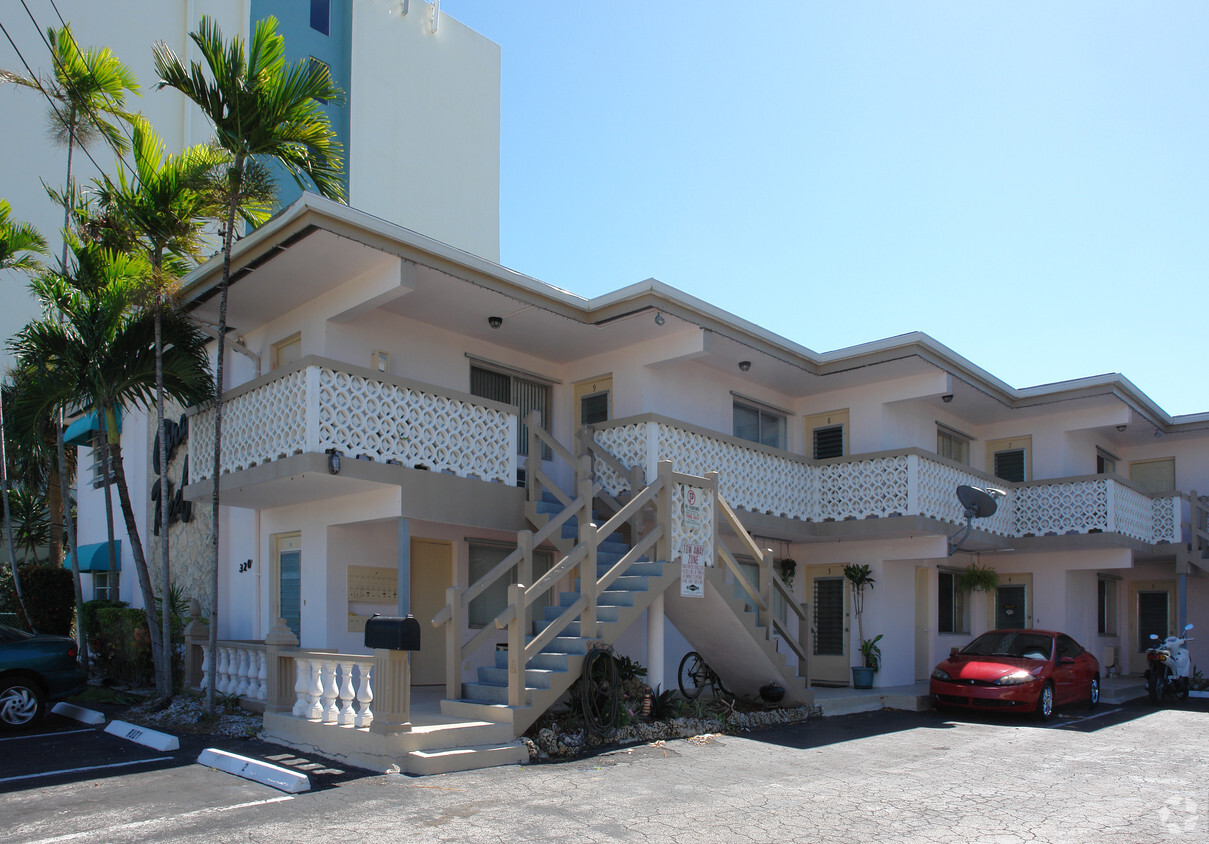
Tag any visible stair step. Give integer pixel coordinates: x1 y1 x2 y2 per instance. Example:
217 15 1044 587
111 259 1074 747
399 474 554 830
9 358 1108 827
407 741 528 776
461 682 531 706
494 649 571 672
476 665 560 689
577 574 649 593
543 603 620 624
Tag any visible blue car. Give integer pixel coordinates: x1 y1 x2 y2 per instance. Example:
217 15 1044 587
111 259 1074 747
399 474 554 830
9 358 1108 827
0 624 88 728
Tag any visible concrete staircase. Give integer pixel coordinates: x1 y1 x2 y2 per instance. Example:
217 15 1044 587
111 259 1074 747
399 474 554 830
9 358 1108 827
440 492 677 736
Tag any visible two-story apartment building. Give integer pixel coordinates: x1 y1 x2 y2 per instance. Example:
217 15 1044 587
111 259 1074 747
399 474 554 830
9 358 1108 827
75 191 1207 730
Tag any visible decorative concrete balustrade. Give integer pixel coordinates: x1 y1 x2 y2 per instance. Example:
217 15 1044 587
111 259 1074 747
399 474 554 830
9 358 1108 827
591 415 1181 546
189 356 517 484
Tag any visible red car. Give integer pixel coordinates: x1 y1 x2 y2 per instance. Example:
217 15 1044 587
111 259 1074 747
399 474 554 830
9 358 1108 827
930 629 1100 721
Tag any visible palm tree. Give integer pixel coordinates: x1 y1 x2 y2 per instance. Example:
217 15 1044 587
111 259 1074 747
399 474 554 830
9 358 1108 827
0 200 47 625
11 239 213 700
93 116 228 696
154 14 346 710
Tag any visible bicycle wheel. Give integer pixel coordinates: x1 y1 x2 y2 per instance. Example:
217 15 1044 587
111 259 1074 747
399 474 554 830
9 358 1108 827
678 651 707 699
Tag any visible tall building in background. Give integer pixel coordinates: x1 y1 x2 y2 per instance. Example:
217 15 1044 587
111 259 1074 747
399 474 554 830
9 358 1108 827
0 0 500 366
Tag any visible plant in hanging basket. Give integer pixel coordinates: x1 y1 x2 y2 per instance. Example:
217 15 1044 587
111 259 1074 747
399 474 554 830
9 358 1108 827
776 558 796 587
958 560 1000 593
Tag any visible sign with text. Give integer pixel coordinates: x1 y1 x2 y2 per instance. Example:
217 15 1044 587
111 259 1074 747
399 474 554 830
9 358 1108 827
680 558 704 598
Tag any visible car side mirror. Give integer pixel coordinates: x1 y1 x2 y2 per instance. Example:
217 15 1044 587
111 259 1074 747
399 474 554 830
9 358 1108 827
950 647 960 657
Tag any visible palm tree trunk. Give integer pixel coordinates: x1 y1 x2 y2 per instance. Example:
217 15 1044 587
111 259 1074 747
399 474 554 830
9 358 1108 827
206 159 243 713
109 430 168 698
155 298 173 697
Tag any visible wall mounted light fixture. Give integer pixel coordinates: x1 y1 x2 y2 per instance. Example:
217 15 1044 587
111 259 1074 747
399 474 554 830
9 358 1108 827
942 394 954 403
488 315 503 329
1116 425 1127 432
654 311 665 326
738 360 751 372
327 448 342 474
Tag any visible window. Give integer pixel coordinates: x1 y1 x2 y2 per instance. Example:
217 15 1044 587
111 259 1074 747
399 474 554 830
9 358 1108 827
468 542 555 628
1057 634 1084 660
574 375 612 426
1096 448 1118 475
308 58 331 103
936 425 971 465
470 364 552 457
733 399 786 449
310 0 331 35
93 571 116 601
271 333 301 371
88 430 117 489
938 570 967 634
805 410 848 460
1130 457 1175 494
1098 578 1118 635
987 437 1031 483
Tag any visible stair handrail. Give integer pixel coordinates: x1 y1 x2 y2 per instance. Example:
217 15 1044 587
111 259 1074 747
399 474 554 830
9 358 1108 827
716 493 809 668
527 410 582 511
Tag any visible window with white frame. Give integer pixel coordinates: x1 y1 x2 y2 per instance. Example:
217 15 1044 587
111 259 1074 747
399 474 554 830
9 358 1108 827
470 363 552 457
93 571 116 601
1098 577 1118 636
467 541 555 628
733 398 786 450
936 424 971 465
938 569 967 634
1096 448 1118 475
88 429 117 489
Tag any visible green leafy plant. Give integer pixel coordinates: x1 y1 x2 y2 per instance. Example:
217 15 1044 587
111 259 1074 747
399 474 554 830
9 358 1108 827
860 634 884 672
958 560 1000 593
649 685 682 720
776 558 796 588
10 564 74 634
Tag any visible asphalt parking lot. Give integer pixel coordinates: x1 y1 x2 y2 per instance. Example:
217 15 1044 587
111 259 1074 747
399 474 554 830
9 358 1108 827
3 696 1207 843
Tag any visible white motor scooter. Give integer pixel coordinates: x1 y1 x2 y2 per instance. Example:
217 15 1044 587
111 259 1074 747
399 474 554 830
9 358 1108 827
1145 623 1194 705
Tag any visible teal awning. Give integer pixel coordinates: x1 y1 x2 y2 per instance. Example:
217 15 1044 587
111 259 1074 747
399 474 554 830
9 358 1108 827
63 540 121 572
64 411 121 447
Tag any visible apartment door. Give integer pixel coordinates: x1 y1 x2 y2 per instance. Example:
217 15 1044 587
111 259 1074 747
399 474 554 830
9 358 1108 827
273 533 302 642
807 565 850 686
1130 580 1174 674
990 572 1032 630
410 538 452 685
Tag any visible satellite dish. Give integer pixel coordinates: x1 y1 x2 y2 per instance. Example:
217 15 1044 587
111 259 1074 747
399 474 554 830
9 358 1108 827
948 485 1006 555
957 485 999 520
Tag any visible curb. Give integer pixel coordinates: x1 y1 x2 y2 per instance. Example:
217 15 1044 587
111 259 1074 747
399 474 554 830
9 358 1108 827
197 748 311 793
51 702 106 725
105 719 180 751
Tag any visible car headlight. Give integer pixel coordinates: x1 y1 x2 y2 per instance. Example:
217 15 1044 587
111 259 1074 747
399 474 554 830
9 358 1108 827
931 667 952 682
994 669 1037 686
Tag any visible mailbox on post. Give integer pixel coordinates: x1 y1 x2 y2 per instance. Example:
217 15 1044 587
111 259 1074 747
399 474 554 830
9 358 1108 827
363 613 421 651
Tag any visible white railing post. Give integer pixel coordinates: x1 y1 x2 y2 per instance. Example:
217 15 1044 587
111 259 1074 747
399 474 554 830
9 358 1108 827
580 521 598 640
293 659 309 717
645 422 661 487
759 547 774 632
906 453 920 516
507 584 525 708
368 649 412 735
445 586 462 700
338 661 357 726
321 660 339 724
355 663 374 728
306 660 324 720
1105 478 1118 534
304 365 322 454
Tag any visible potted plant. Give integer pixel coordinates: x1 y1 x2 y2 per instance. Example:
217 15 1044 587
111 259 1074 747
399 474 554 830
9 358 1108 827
843 563 880 689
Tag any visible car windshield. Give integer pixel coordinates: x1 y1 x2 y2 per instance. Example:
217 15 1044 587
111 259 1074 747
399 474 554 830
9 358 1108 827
961 632 1053 660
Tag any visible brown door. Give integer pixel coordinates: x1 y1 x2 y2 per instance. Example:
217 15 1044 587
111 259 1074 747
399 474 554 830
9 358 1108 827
410 539 452 685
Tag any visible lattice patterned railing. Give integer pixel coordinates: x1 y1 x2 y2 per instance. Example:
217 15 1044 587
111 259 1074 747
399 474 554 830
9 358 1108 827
589 416 1179 545
190 359 516 484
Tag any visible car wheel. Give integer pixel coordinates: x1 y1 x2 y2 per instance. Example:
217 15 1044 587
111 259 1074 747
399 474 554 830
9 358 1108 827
1087 675 1099 710
1035 682 1055 722
0 677 46 729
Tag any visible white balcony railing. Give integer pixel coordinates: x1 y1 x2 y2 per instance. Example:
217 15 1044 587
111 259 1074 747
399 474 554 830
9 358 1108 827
591 415 1180 546
189 357 518 485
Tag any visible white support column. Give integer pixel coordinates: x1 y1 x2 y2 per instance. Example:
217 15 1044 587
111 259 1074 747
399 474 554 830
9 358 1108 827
647 592 665 694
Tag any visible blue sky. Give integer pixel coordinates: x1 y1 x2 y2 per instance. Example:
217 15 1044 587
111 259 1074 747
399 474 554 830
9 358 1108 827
440 2 1209 417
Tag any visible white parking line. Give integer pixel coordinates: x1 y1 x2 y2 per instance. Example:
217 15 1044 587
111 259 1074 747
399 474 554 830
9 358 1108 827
1049 707 1121 728
0 756 174 785
26 795 295 844
0 728 94 743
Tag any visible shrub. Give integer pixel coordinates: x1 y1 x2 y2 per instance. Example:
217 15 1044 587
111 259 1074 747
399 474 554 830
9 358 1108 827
88 606 184 689
12 564 74 635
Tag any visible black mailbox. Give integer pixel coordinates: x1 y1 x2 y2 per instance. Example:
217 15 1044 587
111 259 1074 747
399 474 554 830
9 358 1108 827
364 614 421 651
